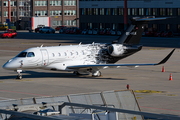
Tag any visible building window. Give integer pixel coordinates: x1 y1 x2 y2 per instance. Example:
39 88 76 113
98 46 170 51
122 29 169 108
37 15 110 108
160 8 165 16
118 8 123 15
153 8 157 16
35 1 47 6
64 20 76 26
93 8 98 15
128 8 130 15
178 24 180 32
167 8 172 16
145 8 151 15
19 1 24 6
100 8 104 15
3 1 8 6
132 8 137 15
19 11 24 16
53 20 62 26
139 8 144 15
64 10 76 16
106 8 110 15
11 11 16 16
87 8 92 15
35 11 47 16
10 1 17 6
112 8 117 15
96 8 98 15
178 8 180 16
64 0 76 6
81 8 86 15
50 0 61 6
4 11 8 17
50 10 61 16
166 24 170 30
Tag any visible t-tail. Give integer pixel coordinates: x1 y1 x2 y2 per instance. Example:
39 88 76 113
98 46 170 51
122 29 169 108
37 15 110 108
108 16 170 63
114 16 170 45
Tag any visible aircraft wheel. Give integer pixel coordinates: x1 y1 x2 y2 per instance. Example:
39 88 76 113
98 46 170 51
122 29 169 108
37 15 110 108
92 71 101 77
16 75 22 79
73 71 81 75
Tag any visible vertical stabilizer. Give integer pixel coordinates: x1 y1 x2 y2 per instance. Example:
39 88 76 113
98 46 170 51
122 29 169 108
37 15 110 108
116 17 170 45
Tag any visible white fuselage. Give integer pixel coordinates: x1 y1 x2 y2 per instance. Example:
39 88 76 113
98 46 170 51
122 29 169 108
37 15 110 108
3 43 113 71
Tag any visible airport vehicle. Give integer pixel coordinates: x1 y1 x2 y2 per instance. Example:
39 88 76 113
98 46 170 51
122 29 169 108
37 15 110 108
0 24 8 30
3 17 175 79
0 29 17 38
35 25 45 33
31 17 51 31
55 26 66 31
81 29 88 35
39 27 55 33
154 31 164 37
161 31 174 37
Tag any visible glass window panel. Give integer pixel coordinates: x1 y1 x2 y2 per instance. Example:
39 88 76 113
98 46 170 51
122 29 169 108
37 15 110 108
35 1 37 6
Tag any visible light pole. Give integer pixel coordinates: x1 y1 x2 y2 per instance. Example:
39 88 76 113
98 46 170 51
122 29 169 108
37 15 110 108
124 0 127 30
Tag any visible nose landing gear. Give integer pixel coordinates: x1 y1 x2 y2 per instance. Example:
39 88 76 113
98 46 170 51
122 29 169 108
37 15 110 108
16 70 22 79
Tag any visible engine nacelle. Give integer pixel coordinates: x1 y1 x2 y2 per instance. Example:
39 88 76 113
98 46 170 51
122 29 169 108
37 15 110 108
107 44 124 57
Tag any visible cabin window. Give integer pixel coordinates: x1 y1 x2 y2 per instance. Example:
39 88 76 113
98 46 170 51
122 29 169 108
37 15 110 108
17 52 27 57
52 53 55 57
27 52 35 57
58 53 61 56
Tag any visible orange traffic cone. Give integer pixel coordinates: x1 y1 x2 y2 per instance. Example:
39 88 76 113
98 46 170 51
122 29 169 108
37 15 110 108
162 66 165 72
169 73 172 81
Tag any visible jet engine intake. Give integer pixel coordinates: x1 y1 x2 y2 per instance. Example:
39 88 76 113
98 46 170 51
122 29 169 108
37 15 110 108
107 44 124 57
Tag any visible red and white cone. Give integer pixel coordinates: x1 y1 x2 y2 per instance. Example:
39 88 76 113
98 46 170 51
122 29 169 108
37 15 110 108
169 73 172 81
162 66 165 72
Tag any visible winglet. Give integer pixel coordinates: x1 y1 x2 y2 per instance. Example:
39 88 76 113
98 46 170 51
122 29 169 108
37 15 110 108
157 49 175 65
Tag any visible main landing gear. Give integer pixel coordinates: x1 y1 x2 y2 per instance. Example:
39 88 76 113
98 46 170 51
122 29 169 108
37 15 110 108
74 71 101 77
16 70 22 79
92 71 101 77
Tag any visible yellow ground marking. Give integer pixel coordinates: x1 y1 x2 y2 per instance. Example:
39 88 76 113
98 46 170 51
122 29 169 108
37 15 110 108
134 90 166 94
0 81 4 83
149 48 166 50
136 97 143 99
15 79 33 82
21 43 35 44
134 90 178 97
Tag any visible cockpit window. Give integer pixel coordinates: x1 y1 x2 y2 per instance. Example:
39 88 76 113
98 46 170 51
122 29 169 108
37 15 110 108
27 52 35 57
17 52 27 57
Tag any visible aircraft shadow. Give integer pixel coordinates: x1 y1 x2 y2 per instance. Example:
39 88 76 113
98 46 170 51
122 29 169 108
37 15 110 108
0 70 126 81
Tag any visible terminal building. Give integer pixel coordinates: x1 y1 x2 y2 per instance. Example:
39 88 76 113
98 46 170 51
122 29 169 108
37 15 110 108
0 0 79 30
0 0 180 33
79 0 180 33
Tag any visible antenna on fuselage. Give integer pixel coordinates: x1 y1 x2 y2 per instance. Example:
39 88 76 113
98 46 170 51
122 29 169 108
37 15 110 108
40 44 43 47
79 42 82 45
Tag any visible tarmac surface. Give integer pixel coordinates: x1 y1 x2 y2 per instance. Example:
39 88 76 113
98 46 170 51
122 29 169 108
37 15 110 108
0 31 180 117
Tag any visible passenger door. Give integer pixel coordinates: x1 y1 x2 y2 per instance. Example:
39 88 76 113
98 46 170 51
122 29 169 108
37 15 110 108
40 49 49 66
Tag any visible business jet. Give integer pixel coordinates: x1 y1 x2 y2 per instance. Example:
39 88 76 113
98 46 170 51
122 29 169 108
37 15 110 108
3 17 175 79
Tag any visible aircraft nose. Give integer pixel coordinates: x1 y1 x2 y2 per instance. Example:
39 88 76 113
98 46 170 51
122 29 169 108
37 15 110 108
3 59 16 70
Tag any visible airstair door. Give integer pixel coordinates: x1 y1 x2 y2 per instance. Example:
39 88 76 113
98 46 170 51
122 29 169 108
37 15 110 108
41 49 49 66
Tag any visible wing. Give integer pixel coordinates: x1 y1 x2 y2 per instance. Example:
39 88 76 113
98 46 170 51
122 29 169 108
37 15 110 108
67 49 175 70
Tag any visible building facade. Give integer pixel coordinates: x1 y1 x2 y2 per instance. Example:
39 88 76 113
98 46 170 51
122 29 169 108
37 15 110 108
79 0 180 33
0 0 79 30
